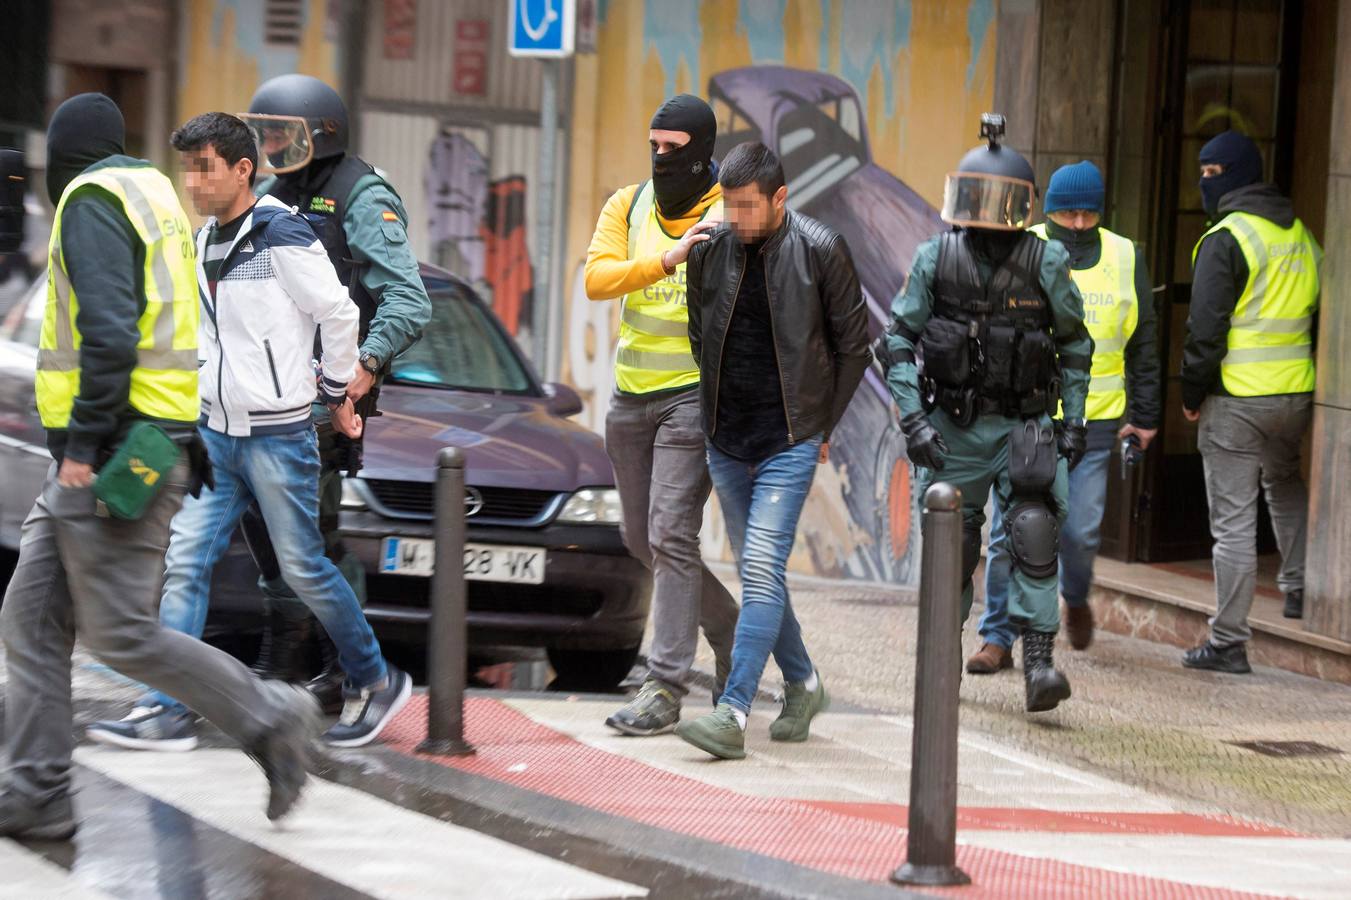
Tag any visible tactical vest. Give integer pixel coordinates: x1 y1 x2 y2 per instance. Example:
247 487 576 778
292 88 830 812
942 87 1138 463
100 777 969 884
38 166 200 430
1030 224 1137 420
615 181 720 394
269 155 387 341
1192 211 1319 397
921 230 1057 424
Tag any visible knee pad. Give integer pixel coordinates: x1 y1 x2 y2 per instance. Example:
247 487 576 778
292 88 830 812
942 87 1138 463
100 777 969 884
1006 501 1059 579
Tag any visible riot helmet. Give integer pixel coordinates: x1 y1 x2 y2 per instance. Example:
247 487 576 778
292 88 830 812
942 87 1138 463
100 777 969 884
941 114 1036 231
240 74 348 175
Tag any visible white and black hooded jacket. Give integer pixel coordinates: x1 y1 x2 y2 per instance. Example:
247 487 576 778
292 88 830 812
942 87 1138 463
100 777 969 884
196 195 358 436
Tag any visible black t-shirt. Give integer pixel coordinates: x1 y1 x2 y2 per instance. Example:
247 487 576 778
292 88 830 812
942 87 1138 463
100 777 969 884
203 206 252 300
712 242 790 462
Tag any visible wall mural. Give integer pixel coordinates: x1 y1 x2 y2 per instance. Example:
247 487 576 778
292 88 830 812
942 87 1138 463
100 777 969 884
425 129 536 339
563 0 997 586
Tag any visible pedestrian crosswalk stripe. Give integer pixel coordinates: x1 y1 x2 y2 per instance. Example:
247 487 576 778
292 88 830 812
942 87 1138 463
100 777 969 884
76 747 647 900
0 837 113 899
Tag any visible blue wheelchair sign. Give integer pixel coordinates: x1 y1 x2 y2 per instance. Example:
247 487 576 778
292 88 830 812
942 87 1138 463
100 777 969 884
508 0 575 58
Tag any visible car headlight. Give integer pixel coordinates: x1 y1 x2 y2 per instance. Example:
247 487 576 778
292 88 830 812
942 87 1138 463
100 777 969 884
340 477 368 511
557 488 622 524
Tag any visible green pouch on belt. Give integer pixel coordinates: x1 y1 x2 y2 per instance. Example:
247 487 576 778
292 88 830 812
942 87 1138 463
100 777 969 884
92 422 180 520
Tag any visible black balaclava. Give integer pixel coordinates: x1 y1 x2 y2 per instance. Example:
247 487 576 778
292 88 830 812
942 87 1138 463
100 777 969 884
967 228 1022 266
1045 219 1100 267
649 94 717 218
1198 130 1262 221
275 153 343 203
46 93 125 205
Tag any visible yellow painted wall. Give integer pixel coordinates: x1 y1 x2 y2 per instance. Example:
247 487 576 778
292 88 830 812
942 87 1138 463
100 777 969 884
179 0 336 120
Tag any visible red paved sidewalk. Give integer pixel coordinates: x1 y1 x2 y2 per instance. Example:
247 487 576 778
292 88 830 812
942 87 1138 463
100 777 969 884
382 696 1294 899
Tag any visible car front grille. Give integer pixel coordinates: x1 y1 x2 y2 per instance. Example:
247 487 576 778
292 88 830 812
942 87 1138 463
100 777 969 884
362 479 559 522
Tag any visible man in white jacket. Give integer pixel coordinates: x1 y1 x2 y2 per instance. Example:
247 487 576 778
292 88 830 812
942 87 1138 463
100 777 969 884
88 113 410 750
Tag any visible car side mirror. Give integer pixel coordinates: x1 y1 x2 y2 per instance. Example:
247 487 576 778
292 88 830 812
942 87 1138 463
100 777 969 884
543 382 583 417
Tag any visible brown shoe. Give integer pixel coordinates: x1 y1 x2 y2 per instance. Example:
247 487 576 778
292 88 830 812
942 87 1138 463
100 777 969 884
965 642 1013 674
1064 604 1095 651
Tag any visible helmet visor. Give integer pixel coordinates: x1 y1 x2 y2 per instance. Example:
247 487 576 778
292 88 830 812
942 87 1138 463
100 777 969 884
941 173 1035 230
238 114 314 175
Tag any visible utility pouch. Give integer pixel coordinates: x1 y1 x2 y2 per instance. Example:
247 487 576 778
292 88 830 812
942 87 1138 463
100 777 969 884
1012 331 1055 394
927 383 979 428
1007 419 1057 496
981 325 1017 395
92 422 180 520
1020 377 1061 417
919 318 972 386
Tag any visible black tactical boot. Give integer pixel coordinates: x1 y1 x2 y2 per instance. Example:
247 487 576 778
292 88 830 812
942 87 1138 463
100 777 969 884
305 630 347 716
1021 630 1071 713
251 604 315 682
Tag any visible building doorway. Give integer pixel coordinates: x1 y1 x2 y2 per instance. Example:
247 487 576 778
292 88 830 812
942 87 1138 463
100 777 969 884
1101 0 1331 565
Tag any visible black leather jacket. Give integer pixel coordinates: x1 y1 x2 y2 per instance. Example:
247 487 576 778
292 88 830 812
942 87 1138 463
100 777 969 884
687 212 871 444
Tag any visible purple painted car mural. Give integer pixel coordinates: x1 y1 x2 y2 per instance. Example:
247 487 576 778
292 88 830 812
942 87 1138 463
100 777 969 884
708 65 944 584
0 266 649 690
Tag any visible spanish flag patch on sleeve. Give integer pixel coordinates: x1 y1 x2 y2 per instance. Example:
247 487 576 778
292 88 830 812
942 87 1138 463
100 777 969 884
381 210 399 222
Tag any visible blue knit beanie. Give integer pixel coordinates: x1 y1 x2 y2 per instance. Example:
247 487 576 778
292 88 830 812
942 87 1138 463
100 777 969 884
1043 161 1105 214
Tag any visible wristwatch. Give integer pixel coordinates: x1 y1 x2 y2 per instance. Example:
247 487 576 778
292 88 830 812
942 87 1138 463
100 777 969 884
359 350 382 374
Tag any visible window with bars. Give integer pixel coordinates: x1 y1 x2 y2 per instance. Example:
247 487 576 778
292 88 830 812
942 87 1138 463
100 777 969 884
264 0 305 47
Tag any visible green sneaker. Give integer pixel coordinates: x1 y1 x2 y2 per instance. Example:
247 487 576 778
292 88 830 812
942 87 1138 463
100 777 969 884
769 672 828 742
675 703 746 759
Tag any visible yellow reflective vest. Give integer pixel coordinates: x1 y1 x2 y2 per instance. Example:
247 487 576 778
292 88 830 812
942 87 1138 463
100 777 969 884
615 181 721 394
38 165 200 429
1031 223 1137 421
1192 211 1319 397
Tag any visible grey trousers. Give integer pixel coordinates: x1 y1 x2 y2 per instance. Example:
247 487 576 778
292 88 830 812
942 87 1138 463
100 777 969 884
2 463 283 804
1198 394 1312 647
605 388 738 695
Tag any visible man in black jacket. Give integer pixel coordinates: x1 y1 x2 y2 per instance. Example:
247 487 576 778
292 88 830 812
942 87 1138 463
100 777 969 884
677 142 869 760
1181 131 1320 673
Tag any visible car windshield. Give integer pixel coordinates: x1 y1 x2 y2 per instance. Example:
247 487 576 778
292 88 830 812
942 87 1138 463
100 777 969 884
388 277 536 394
776 96 865 209
711 95 762 161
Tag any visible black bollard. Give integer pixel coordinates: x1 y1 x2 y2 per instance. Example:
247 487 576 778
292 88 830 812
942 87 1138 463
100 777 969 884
417 447 475 757
892 482 970 887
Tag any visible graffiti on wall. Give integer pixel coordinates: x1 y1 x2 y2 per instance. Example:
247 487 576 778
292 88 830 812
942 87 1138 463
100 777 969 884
563 0 997 585
424 129 536 339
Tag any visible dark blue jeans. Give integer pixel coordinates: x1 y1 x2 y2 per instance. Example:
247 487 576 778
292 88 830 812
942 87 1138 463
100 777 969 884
980 445 1112 649
143 427 387 713
706 435 821 715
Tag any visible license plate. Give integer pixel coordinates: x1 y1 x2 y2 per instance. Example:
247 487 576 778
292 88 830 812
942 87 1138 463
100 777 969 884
379 537 545 584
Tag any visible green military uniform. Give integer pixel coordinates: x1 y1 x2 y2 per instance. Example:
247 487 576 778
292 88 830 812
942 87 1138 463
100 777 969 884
886 235 1092 632
305 174 427 593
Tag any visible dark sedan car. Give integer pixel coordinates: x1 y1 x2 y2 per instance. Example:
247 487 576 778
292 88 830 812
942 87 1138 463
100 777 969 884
0 265 650 688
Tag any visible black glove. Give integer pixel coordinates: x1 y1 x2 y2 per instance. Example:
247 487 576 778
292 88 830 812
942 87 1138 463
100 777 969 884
900 412 949 472
185 432 215 499
1055 418 1088 472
